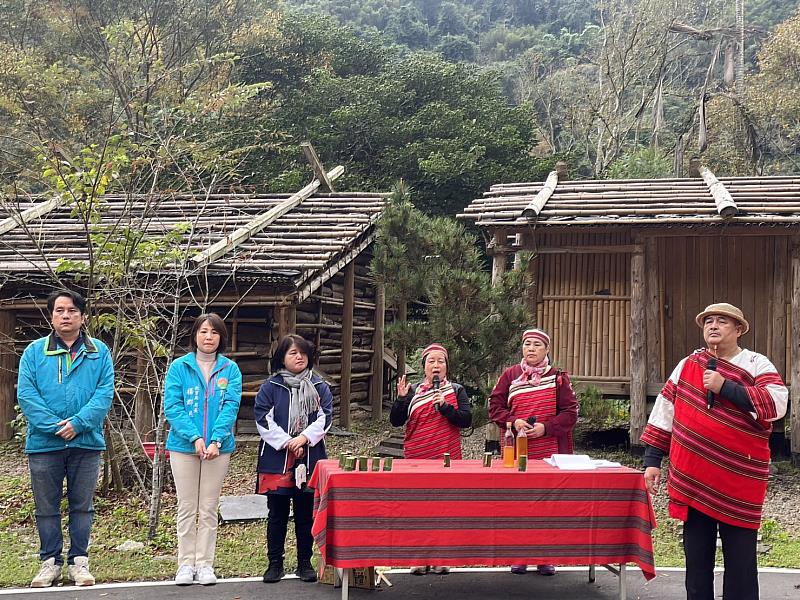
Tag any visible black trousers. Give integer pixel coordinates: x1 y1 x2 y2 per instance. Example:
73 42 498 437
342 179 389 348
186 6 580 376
267 489 315 564
683 507 759 600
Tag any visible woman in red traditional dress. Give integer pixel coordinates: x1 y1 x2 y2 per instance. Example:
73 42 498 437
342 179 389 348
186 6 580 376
489 328 579 576
390 343 472 575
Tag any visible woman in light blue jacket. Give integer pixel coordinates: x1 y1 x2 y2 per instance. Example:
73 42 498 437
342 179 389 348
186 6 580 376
164 313 242 586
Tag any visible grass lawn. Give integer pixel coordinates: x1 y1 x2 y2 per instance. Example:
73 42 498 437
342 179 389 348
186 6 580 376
0 426 798 588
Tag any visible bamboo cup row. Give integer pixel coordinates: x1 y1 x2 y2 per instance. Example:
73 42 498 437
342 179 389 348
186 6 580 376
338 453 392 471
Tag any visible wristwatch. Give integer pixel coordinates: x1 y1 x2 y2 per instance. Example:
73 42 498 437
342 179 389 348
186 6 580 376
210 440 222 449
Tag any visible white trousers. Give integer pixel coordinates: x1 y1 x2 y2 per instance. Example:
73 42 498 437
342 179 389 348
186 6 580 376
170 451 230 568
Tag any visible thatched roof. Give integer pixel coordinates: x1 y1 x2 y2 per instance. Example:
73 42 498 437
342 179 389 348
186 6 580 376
458 175 800 228
0 190 388 299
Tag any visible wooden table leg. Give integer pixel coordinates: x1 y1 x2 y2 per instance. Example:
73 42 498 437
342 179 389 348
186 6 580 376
618 563 627 600
589 564 596 582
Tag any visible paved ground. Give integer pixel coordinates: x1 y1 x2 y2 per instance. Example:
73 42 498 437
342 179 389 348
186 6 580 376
1 567 799 600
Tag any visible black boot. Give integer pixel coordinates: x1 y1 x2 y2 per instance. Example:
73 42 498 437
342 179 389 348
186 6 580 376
295 560 317 582
263 561 285 583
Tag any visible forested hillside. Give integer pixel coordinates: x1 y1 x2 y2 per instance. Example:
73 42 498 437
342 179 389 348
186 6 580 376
286 0 797 62
1 1 799 217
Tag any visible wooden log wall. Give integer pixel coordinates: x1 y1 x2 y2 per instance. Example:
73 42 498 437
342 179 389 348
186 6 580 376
0 311 17 440
298 256 378 418
532 230 632 383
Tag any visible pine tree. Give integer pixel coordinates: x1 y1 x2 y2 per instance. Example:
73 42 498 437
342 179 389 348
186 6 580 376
372 182 532 422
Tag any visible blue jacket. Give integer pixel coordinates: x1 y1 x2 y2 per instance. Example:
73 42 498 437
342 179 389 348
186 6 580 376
164 352 242 454
254 374 333 477
17 333 114 454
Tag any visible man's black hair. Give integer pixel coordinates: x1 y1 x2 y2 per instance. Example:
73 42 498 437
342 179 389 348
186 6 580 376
46 289 86 314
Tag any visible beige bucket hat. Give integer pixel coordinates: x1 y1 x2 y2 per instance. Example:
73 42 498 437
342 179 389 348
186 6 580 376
695 302 749 334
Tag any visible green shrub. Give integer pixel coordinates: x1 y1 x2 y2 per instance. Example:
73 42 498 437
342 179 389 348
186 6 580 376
578 385 629 427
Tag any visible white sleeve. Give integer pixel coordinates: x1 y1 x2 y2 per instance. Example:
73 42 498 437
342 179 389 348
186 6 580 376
302 406 330 446
750 352 789 422
257 406 292 450
646 358 687 433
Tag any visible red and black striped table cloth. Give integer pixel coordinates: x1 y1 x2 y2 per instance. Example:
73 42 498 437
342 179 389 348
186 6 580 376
310 459 657 581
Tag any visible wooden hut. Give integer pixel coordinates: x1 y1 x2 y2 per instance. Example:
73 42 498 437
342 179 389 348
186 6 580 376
0 167 391 441
458 167 800 462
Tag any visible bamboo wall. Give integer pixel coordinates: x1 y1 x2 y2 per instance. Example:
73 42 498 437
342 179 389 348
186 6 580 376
533 231 632 381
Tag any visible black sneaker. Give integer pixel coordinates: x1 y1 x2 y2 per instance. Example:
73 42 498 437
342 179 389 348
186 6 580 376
295 561 317 582
262 562 285 583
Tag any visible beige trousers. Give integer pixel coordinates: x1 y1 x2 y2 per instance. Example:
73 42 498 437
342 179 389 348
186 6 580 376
170 451 230 568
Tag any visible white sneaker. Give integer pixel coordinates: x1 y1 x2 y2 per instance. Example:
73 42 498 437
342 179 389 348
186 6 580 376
196 565 217 585
67 556 95 586
174 565 195 586
31 558 61 588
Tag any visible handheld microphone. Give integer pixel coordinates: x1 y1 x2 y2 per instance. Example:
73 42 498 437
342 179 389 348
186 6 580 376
433 375 443 413
706 357 717 409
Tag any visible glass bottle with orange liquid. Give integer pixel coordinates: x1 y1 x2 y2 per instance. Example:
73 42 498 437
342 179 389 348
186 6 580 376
503 422 515 467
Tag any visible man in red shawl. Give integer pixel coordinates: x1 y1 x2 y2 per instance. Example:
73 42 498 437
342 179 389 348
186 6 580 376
641 303 788 600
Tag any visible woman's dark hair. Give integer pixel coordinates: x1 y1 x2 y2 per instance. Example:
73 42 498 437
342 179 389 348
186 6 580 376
189 313 229 353
271 334 315 373
47 289 86 315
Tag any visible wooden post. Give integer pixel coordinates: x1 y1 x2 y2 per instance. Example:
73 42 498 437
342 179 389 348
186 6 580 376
369 284 385 421
0 311 17 441
771 237 788 376
134 353 154 439
486 232 510 450
339 262 355 429
688 157 702 177
491 233 508 284
273 304 297 354
397 303 407 378
790 240 800 465
644 238 661 384
629 244 647 449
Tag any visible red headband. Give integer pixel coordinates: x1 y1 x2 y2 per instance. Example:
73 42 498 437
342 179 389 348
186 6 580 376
522 328 550 346
421 343 448 361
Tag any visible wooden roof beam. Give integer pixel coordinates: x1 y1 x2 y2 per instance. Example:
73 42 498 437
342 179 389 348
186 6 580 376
700 166 739 219
0 194 69 235
521 171 559 219
190 164 345 268
301 142 335 192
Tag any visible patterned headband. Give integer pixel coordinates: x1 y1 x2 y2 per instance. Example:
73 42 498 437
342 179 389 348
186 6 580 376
522 328 550 346
421 343 448 361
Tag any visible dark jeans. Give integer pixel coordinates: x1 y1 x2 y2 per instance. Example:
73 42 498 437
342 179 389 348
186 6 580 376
267 490 315 565
28 448 102 566
683 507 759 600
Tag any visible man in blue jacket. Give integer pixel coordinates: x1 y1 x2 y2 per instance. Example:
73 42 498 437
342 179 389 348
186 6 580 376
17 290 114 588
